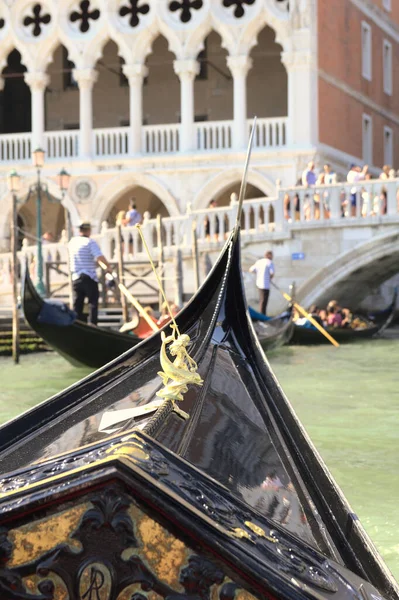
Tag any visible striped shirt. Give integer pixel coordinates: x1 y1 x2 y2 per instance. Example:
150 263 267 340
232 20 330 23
68 236 103 282
249 258 275 290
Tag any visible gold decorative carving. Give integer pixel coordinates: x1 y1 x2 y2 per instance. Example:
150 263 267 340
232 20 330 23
157 325 203 420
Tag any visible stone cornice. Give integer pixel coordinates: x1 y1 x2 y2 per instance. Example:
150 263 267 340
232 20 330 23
319 69 399 126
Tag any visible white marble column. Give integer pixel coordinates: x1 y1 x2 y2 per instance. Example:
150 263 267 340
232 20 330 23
227 55 252 151
24 71 50 150
174 59 200 153
123 63 148 154
282 50 318 148
73 68 98 159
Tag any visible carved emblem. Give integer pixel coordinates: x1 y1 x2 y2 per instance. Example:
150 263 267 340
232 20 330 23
0 486 254 600
169 0 203 23
119 0 150 27
23 3 51 37
70 0 100 33
222 0 255 18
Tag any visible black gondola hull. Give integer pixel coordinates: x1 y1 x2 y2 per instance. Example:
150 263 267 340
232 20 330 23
22 267 140 368
0 231 396 600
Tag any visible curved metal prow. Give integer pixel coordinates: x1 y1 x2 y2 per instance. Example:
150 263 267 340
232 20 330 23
233 116 257 239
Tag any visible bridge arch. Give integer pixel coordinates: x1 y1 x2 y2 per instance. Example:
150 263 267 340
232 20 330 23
297 230 399 309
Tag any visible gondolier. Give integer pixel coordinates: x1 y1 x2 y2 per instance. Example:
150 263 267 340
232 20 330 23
249 251 275 315
69 222 111 326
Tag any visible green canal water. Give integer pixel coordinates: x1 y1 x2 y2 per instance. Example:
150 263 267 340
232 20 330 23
0 339 398 579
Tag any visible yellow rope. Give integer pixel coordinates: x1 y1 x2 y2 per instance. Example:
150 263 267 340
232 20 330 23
135 224 181 336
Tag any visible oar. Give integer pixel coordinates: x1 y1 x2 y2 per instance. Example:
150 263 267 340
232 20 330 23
98 261 159 333
271 281 339 348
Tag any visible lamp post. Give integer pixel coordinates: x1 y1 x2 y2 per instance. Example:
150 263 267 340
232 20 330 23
7 169 21 364
57 168 71 240
32 147 46 297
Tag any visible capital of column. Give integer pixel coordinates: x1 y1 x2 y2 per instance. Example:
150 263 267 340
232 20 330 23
72 68 98 90
227 55 253 78
122 63 148 84
281 50 315 70
24 71 50 92
173 59 200 80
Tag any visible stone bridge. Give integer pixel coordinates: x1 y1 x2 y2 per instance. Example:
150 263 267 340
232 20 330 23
1 177 398 314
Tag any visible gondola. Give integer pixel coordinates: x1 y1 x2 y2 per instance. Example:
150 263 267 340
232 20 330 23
22 266 142 368
0 223 396 600
249 305 294 350
23 266 293 368
291 292 397 345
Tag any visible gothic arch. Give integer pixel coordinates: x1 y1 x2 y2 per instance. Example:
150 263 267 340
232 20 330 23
193 169 276 210
93 172 180 228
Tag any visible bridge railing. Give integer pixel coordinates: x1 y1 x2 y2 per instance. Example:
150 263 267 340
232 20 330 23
1 177 399 297
276 177 399 228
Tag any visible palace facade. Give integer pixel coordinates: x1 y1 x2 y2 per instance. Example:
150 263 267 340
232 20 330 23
0 0 396 248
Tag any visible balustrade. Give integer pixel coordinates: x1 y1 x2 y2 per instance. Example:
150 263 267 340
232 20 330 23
278 178 399 227
142 124 180 154
249 117 287 149
0 133 31 163
94 127 129 158
45 130 79 160
195 121 233 151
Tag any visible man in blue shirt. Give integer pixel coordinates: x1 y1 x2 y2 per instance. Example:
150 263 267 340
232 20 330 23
301 161 317 187
69 223 111 325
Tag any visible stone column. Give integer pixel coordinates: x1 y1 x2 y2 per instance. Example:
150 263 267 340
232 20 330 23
174 59 200 153
24 72 50 150
227 55 252 151
123 63 148 154
282 50 317 148
73 68 98 159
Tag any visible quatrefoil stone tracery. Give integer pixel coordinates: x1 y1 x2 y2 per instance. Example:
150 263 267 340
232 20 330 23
119 0 150 28
169 0 203 24
23 3 51 37
222 0 256 18
70 0 100 33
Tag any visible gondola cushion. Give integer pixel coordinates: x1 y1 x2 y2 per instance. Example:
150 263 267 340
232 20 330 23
37 299 77 326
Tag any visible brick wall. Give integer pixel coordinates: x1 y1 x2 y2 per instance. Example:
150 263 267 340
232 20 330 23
318 0 399 168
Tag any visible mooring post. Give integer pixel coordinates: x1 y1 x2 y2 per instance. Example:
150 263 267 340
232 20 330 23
174 248 183 307
116 224 129 323
11 193 20 364
156 214 165 312
192 220 200 292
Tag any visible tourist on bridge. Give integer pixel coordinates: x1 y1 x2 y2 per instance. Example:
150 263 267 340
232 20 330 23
301 161 317 187
124 199 142 227
249 251 275 316
69 222 111 326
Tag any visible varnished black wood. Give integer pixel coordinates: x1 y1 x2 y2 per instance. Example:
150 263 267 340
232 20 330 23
22 266 140 368
1 230 397 600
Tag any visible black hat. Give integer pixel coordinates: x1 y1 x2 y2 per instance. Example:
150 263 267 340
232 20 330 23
79 222 91 231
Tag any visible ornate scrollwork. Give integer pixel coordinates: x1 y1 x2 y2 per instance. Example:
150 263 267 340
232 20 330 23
23 4 51 37
222 0 256 19
0 486 245 600
169 0 203 24
0 434 358 598
119 0 150 27
70 0 100 33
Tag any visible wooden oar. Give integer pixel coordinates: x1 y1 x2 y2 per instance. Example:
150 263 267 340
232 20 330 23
98 261 159 333
271 281 339 348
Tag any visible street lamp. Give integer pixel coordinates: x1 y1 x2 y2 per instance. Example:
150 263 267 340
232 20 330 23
31 147 46 296
57 168 72 239
7 169 21 364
